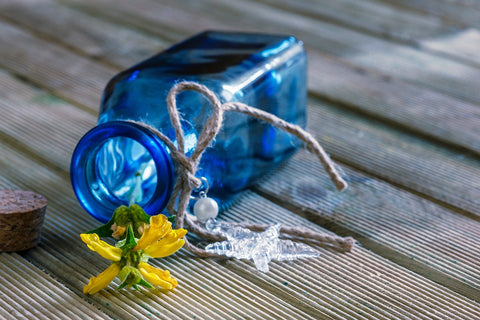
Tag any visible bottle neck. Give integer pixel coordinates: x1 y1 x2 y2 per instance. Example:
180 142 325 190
70 121 174 223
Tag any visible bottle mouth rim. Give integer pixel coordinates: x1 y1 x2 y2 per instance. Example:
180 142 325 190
70 121 174 223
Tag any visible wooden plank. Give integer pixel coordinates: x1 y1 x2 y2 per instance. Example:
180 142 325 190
62 0 480 104
0 69 95 173
2 0 480 318
256 0 480 67
2 139 480 319
2 0 480 164
49 2 480 144
0 253 109 320
0 70 324 318
0 0 476 228
58 0 233 42
2 63 480 309
0 146 330 320
0 20 114 112
60 0 375 55
0 0 168 69
178 0 480 105
0 68 338 318
257 0 453 41
305 98 480 217
308 50 480 155
2 1 480 312
2 1 480 163
2 56 480 220
0 134 323 317
256 148 480 302
222 192 480 319
2 18 480 296
380 0 480 29
420 28 480 67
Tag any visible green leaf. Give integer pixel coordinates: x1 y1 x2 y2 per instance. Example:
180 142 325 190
85 218 114 238
129 204 151 224
111 205 132 226
167 215 176 224
117 266 131 290
138 279 154 289
117 280 129 290
114 204 150 225
85 204 152 239
118 265 144 290
84 205 130 238
121 225 138 251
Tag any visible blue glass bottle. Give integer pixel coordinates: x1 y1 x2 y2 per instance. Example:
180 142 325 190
71 31 307 222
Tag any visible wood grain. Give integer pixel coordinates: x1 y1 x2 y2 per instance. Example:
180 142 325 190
306 99 480 217
257 0 453 41
0 253 108 319
2 140 480 319
1 66 480 308
2 1 480 163
48 0 480 156
68 0 480 105
0 20 113 112
1 0 480 318
3 58 480 221
256 150 480 301
5 42 478 218
308 50 480 155
1 13 480 298
381 0 480 29
189 0 480 105
0 0 167 69
0 69 95 172
420 28 480 67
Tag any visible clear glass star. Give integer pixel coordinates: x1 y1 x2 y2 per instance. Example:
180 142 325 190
205 219 320 273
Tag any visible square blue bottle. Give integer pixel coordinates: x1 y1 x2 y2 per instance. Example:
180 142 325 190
71 31 307 222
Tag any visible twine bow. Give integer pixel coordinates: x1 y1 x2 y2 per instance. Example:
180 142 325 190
130 81 354 257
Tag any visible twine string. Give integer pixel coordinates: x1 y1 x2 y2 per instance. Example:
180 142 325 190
130 81 353 257
222 101 348 191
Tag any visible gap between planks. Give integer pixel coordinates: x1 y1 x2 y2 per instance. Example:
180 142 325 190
2 1 480 160
0 253 110 320
59 0 480 105
2 46 480 302
1 142 480 319
0 0 478 316
0 72 480 316
2 60 480 224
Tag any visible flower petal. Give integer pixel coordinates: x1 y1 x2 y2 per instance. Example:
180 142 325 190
134 214 172 251
144 237 186 258
83 263 121 295
138 262 177 290
80 233 122 261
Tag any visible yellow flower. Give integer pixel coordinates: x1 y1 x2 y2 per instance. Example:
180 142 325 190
80 233 122 261
134 214 171 251
138 262 178 290
134 216 187 259
80 209 187 294
142 229 187 258
83 263 121 295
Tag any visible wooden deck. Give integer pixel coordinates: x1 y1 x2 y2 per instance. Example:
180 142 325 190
1 0 480 319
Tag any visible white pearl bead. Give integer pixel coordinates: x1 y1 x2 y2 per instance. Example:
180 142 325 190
193 197 219 223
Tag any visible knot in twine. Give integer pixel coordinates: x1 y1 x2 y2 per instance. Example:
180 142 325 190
129 81 354 257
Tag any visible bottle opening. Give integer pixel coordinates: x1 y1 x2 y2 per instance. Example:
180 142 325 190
93 137 157 207
71 121 174 223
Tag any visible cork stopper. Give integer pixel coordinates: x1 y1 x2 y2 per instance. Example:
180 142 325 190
0 190 47 252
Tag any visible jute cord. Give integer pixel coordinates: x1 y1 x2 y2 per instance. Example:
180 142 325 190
129 81 353 257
